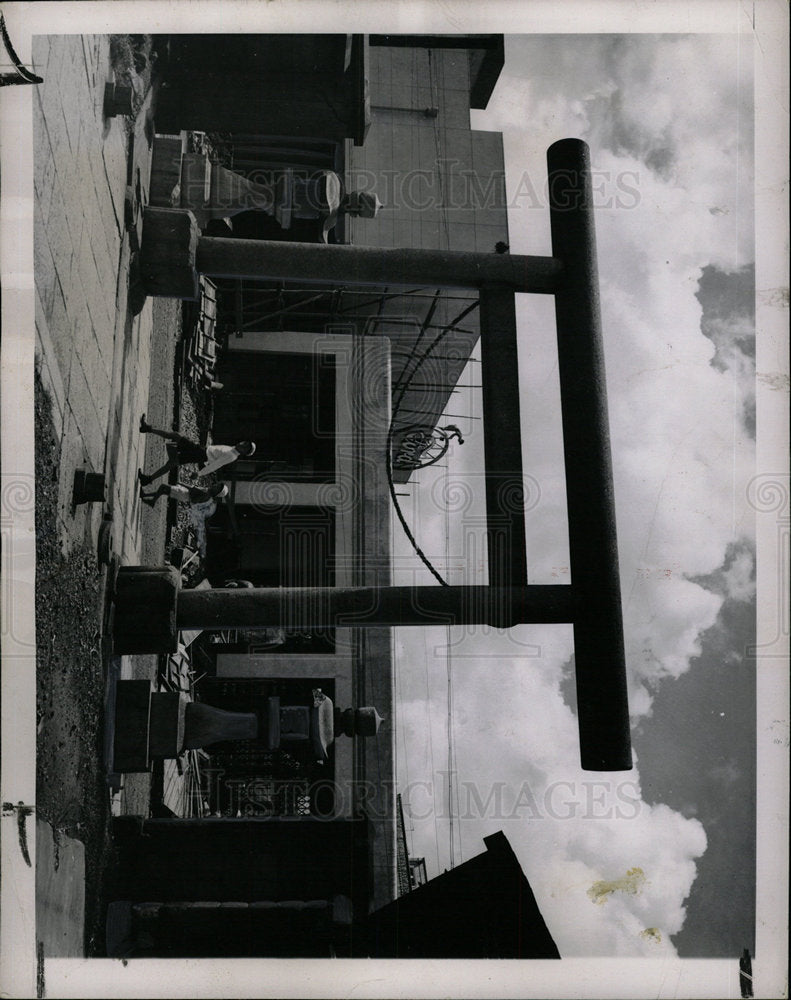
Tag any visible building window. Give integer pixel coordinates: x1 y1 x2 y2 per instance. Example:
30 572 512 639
213 352 336 483
206 503 335 587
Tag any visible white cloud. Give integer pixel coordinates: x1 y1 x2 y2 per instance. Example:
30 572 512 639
394 34 754 956
396 632 707 956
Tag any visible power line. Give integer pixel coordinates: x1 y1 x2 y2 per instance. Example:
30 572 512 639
442 451 464 870
390 352 481 360
444 454 455 869
394 659 415 852
423 630 442 875
427 49 452 251
398 410 481 419
385 299 480 586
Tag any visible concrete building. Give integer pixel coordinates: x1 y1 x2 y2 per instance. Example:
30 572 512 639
200 34 509 914
109 34 513 957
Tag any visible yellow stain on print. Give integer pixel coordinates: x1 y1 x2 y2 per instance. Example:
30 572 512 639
640 927 662 943
587 867 647 904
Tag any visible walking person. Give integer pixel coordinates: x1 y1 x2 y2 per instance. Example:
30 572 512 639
137 414 256 485
139 482 229 508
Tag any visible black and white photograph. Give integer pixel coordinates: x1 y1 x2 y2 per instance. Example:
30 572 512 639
1 2 788 997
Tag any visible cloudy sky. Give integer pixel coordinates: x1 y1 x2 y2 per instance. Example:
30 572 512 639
391 34 755 958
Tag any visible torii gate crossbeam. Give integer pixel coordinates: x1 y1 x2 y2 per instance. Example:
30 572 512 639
123 138 631 771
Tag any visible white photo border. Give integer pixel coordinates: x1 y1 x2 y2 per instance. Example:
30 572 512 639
1 2 787 997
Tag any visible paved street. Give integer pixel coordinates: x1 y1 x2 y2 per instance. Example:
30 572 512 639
32 34 180 954
33 34 154 565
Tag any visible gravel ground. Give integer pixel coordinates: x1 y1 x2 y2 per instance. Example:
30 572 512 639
34 295 199 953
138 296 213 564
168 300 217 583
35 367 114 955
119 295 183 817
139 296 184 565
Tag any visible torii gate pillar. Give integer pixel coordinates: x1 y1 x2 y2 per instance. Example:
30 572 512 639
122 139 632 772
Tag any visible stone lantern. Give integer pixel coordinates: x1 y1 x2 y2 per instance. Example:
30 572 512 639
113 680 383 773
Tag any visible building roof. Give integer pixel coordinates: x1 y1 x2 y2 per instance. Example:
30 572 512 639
467 37 506 109
368 34 505 109
364 830 560 958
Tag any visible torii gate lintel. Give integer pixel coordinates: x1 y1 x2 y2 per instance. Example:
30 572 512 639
119 138 631 772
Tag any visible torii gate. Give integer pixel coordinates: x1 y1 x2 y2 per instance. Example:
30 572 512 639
117 139 632 772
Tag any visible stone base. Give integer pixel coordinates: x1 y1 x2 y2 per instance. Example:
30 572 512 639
149 136 183 208
114 680 153 773
72 468 106 504
180 153 212 210
149 692 188 758
104 81 134 118
139 206 199 300
182 702 258 751
113 685 189 771
113 565 180 654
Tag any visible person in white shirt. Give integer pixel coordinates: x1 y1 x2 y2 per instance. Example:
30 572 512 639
140 481 229 508
137 414 255 485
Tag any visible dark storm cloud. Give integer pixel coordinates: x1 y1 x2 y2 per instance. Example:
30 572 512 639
696 264 756 437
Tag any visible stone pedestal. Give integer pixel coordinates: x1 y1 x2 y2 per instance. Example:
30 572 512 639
334 705 384 738
72 468 106 504
149 136 183 208
182 702 258 751
114 682 255 773
113 565 180 655
104 81 134 118
114 680 153 773
180 153 212 211
139 206 199 300
149 692 188 758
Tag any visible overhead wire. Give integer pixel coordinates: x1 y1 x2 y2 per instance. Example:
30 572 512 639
390 46 477 877
423 629 442 875
444 453 455 868
385 299 480 586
